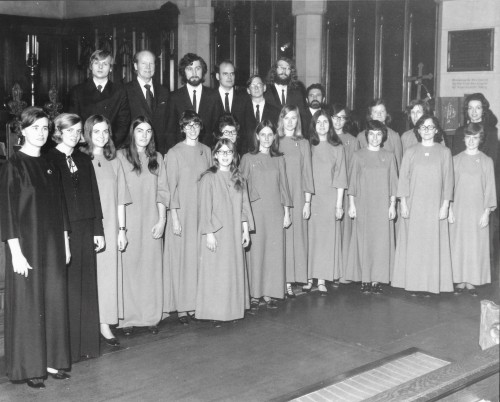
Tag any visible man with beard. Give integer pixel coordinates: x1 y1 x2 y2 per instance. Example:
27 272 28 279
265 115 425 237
264 57 306 127
214 60 248 137
165 53 218 151
125 50 170 154
303 83 326 139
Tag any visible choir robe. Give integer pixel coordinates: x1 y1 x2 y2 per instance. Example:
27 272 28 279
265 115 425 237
279 137 315 284
0 152 71 381
338 133 360 272
195 170 255 321
117 151 168 327
392 143 454 293
450 151 497 285
345 148 398 283
358 127 403 168
240 152 292 299
163 142 212 314
45 148 103 362
91 156 132 325
308 141 347 281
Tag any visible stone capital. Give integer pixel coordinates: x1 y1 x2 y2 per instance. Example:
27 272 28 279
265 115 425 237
291 0 326 16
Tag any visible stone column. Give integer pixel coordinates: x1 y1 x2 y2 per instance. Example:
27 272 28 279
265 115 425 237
175 0 214 85
292 0 326 88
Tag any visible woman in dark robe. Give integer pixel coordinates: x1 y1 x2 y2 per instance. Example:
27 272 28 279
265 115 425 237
0 107 71 388
45 113 105 363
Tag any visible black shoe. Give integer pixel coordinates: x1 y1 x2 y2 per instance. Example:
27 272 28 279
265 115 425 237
48 370 71 380
372 283 383 294
468 288 478 297
178 316 189 325
332 280 340 288
149 325 159 335
122 327 133 336
266 299 278 309
26 378 45 389
454 286 465 295
100 333 120 347
361 282 371 293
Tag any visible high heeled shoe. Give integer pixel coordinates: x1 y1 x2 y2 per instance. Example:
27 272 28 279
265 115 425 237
48 370 71 380
26 378 45 389
100 333 120 347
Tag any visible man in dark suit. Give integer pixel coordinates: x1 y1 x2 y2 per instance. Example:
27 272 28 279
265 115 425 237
165 53 218 151
303 83 326 138
69 49 130 147
242 74 280 154
125 50 169 154
264 56 306 124
214 59 248 135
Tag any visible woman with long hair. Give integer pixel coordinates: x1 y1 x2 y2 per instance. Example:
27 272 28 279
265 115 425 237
82 115 131 346
392 115 454 295
329 103 360 286
345 120 398 294
306 109 347 294
277 104 314 297
0 107 71 388
117 116 168 335
449 123 497 296
45 112 104 363
240 120 292 310
163 110 212 324
195 139 254 326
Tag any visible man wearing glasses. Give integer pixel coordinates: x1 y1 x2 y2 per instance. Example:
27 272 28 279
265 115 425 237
165 53 218 152
243 75 280 154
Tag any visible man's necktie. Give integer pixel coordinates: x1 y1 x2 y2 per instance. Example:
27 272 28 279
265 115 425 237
224 92 230 113
97 85 102 93
145 84 154 110
281 89 286 106
255 104 260 123
192 90 197 113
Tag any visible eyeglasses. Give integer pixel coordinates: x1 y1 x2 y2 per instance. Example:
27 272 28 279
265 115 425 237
249 83 263 89
184 123 201 130
222 130 237 136
216 150 234 156
419 125 436 132
332 116 346 121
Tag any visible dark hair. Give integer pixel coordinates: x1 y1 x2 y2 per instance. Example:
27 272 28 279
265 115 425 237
89 49 114 66
217 113 240 135
406 99 432 116
178 53 207 84
18 106 50 143
330 103 356 134
414 114 444 143
179 110 204 138
250 120 282 157
309 109 342 147
82 115 116 160
201 138 245 191
246 74 264 88
463 93 498 127
306 83 325 98
367 98 392 125
215 59 235 74
463 122 485 144
266 56 300 89
52 113 82 144
277 104 303 140
123 116 159 175
364 120 388 144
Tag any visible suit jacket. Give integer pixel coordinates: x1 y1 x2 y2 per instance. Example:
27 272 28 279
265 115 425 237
242 101 280 154
69 79 131 147
125 78 169 154
165 85 218 152
264 83 307 131
214 88 249 127
303 108 314 139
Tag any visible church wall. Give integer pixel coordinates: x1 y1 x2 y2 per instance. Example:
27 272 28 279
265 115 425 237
437 0 500 118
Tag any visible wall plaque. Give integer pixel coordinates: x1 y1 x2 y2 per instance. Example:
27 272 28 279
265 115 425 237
447 28 494 72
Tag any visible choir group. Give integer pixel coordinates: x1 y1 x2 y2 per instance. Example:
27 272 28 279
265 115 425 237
0 50 497 389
